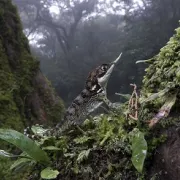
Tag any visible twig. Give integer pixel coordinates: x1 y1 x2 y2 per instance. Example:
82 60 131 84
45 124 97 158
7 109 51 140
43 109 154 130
148 93 177 128
127 84 138 120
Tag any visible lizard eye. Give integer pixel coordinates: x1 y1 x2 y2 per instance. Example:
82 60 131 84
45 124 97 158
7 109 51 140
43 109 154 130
101 64 108 71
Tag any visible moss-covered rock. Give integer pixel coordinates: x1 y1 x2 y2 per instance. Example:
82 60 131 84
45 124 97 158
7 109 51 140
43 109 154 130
0 0 64 130
142 27 180 99
140 25 180 180
0 0 64 178
21 113 143 180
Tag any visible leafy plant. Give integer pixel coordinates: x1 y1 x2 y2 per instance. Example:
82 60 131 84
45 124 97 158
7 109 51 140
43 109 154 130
41 167 59 179
0 129 50 163
10 158 35 171
77 149 91 163
130 128 147 173
0 150 27 158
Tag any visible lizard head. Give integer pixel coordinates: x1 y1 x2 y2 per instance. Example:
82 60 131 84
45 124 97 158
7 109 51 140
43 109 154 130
86 53 122 93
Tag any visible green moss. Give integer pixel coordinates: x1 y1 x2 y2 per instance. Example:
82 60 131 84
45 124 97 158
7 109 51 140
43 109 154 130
139 26 180 178
0 157 30 180
0 0 64 178
26 113 139 180
23 110 166 180
142 27 180 95
45 98 65 124
0 0 37 130
34 76 65 125
139 26 180 120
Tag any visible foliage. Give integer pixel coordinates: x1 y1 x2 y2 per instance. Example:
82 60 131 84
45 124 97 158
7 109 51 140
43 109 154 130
13 0 180 104
2 23 180 179
10 157 34 170
41 167 59 179
140 26 180 113
0 0 35 178
130 129 147 173
143 26 180 90
0 129 50 163
1 1 180 180
3 23 180 178
0 106 155 180
0 0 64 178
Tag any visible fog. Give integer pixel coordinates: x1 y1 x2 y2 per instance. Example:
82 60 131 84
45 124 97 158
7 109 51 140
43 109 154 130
13 0 180 105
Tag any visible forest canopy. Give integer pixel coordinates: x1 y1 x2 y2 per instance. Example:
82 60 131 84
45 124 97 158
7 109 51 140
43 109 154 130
12 0 180 105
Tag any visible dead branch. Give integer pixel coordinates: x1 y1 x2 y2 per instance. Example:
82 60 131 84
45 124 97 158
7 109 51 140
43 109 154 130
127 84 138 121
148 93 177 128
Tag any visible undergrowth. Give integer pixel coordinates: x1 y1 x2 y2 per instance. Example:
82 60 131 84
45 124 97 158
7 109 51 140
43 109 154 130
12 108 160 180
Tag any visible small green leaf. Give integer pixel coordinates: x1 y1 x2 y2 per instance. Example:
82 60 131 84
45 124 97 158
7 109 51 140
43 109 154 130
0 129 50 163
31 125 48 137
77 149 91 163
42 146 60 151
74 136 92 144
41 167 59 179
0 150 32 159
100 130 112 146
131 129 147 173
140 87 170 103
10 158 34 171
136 59 155 64
176 67 180 80
163 93 177 109
72 163 79 174
64 153 76 158
115 93 131 100
0 150 19 158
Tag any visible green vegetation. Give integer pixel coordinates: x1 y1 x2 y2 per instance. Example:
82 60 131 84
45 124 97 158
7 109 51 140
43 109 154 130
142 27 180 96
0 0 64 178
1 22 180 180
0 0 180 180
0 113 147 180
139 26 180 126
0 0 64 129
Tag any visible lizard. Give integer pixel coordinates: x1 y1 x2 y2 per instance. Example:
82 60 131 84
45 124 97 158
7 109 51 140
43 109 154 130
55 52 122 130
24 53 122 138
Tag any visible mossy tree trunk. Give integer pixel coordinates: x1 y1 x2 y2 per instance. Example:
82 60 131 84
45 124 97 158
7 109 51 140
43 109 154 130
0 0 64 178
0 0 64 131
142 26 180 180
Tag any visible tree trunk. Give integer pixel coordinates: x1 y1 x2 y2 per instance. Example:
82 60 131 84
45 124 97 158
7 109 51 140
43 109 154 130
0 0 64 133
0 0 64 178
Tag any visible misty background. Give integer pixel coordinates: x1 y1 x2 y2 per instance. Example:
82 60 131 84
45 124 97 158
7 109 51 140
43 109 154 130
12 0 180 106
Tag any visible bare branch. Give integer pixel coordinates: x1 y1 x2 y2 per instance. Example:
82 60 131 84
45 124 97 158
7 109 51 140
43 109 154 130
127 84 138 121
